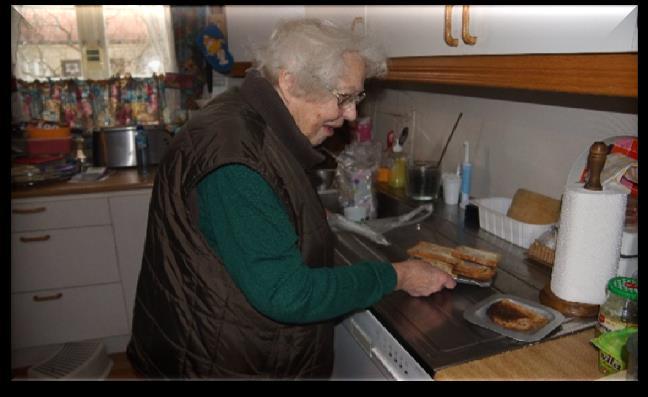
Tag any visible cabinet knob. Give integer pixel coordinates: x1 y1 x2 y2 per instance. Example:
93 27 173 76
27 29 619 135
444 5 459 47
33 293 63 302
12 207 47 214
462 5 478 45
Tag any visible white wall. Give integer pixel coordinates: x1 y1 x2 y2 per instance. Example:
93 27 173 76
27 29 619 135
362 87 637 200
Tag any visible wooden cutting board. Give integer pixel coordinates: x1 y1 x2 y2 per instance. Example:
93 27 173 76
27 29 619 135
434 328 602 380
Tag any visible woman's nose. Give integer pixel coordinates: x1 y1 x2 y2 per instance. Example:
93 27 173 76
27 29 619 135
340 103 357 122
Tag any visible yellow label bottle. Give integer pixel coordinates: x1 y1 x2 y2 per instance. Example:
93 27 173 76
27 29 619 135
388 141 407 188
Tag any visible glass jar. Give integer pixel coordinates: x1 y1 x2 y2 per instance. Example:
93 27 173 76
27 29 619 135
595 277 638 336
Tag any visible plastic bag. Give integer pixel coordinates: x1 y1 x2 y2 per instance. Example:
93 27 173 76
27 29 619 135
590 327 637 375
336 141 382 219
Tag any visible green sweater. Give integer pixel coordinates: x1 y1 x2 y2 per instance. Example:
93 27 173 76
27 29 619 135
197 164 396 324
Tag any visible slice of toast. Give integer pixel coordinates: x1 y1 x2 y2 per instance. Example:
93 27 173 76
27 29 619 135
414 257 455 276
451 246 501 268
407 241 462 266
486 299 549 332
454 260 496 281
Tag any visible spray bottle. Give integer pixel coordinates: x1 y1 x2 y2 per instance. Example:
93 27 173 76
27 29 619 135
460 141 472 208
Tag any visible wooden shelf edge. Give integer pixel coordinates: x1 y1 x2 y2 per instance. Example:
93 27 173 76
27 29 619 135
230 53 637 98
383 53 637 98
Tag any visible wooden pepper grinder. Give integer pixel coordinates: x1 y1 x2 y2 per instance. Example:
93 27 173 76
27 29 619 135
539 141 609 317
583 141 608 191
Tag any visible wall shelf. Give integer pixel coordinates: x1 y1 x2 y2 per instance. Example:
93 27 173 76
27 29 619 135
229 53 636 98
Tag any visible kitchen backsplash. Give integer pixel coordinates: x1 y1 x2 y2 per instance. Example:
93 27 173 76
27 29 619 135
362 86 637 200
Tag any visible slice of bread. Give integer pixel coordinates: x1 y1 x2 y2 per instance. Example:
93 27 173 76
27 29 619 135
451 246 501 268
407 241 462 266
454 260 496 281
415 257 455 276
486 299 549 332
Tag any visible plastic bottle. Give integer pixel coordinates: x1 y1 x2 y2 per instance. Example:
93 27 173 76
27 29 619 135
388 140 407 188
460 141 472 208
135 125 149 176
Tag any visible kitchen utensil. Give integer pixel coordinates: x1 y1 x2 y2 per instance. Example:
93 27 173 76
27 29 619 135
436 112 463 168
454 276 492 287
398 127 409 146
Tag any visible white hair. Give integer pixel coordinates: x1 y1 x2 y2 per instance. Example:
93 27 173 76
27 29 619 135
252 18 387 98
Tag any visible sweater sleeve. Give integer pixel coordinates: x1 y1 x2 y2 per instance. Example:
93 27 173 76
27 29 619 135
197 164 397 324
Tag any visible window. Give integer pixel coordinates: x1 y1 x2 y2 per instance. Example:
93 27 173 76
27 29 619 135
13 5 177 81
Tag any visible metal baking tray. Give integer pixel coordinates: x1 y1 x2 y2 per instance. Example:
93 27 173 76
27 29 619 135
463 293 565 342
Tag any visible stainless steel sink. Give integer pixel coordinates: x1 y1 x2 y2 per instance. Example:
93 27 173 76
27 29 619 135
326 184 596 376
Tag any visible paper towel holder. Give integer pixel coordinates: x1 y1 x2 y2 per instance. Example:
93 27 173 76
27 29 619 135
539 141 609 317
583 141 608 191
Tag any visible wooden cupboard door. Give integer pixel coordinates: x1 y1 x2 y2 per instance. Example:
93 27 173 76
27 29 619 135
108 191 151 329
11 283 129 350
11 225 120 293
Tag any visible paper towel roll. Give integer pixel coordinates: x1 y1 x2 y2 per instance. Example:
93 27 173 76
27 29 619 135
550 183 627 305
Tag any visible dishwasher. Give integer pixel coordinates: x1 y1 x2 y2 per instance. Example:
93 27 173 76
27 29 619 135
332 310 432 380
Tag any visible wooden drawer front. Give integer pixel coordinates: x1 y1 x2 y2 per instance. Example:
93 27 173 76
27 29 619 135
11 283 129 350
11 197 111 232
12 225 120 293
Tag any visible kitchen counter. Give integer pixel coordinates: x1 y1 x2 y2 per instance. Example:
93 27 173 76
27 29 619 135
333 184 601 380
11 167 156 199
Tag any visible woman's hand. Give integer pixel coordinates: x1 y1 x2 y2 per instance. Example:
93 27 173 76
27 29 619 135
392 259 457 297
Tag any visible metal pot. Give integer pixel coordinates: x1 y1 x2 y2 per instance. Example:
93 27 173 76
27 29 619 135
93 126 171 167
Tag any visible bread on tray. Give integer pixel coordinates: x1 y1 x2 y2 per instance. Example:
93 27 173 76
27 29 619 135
486 298 549 332
407 241 500 282
407 241 462 266
451 246 501 268
416 257 455 276
454 260 496 281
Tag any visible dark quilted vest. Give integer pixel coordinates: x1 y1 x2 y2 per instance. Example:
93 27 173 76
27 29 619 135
127 72 337 379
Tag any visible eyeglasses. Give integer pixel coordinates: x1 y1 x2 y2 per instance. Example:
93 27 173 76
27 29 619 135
330 89 366 109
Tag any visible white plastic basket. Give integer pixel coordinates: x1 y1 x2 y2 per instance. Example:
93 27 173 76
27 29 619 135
471 197 554 249
27 340 113 379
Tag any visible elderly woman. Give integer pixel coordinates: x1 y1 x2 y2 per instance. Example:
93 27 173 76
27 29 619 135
127 18 455 379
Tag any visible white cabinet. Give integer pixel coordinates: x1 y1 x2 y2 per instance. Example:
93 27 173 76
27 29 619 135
225 5 306 62
11 193 128 352
365 5 638 57
304 6 366 34
11 189 152 360
108 190 152 329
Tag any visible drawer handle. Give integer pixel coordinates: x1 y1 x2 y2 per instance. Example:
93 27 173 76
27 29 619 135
444 5 459 47
33 293 63 302
12 207 47 214
20 235 51 243
461 5 478 45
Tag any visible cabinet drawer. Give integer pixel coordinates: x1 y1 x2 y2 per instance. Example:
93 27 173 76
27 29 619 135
11 283 129 350
11 197 111 232
12 225 120 292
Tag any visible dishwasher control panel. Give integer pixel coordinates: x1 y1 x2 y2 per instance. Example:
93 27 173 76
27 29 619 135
345 310 432 380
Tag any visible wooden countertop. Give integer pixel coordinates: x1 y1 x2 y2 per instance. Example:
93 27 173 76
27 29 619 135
11 167 155 199
435 328 603 380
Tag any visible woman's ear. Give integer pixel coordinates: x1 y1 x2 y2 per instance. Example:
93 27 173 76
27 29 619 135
277 69 294 94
